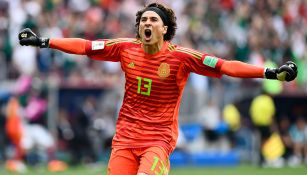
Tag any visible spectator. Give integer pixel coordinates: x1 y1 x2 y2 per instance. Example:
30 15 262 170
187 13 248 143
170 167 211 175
278 116 295 165
289 116 307 165
199 98 222 151
250 94 276 166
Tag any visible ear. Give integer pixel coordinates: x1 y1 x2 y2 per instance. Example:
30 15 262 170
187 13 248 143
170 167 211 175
163 26 168 35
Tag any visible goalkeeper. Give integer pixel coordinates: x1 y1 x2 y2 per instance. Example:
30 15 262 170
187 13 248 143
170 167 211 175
18 2 297 175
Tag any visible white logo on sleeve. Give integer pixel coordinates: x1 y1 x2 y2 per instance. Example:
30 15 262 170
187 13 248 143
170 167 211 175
92 41 105 50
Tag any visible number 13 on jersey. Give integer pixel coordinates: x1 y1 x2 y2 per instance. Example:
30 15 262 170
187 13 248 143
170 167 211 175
136 76 152 96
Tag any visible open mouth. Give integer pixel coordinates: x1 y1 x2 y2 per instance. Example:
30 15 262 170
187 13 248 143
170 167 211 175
144 29 152 41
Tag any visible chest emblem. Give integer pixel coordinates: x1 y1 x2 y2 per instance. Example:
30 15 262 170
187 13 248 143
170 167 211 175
128 62 135 68
157 63 170 78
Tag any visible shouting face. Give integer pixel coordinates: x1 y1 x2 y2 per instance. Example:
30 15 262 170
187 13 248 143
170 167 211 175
138 11 168 45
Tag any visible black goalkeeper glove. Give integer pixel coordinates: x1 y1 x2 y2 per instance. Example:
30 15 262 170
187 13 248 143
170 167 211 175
18 28 49 48
265 61 297 82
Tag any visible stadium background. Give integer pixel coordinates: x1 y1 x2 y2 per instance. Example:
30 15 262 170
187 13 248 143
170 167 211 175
0 0 306 174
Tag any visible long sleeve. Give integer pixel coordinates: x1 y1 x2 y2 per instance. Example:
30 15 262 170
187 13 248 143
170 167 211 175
49 38 88 55
220 60 265 78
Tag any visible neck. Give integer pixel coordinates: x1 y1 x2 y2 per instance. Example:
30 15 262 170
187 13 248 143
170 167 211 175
143 40 165 54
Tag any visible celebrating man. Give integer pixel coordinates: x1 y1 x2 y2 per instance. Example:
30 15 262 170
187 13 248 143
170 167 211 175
19 2 297 175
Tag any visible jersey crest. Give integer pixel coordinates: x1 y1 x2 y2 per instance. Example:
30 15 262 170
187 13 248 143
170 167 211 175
157 63 170 78
128 62 135 68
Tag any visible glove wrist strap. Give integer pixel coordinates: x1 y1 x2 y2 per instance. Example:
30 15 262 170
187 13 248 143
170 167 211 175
264 68 277 80
40 37 50 48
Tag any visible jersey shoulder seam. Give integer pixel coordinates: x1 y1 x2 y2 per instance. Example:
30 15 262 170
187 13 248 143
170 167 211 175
174 47 203 60
106 38 142 46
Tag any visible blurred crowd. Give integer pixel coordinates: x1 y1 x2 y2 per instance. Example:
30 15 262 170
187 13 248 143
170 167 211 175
0 0 307 172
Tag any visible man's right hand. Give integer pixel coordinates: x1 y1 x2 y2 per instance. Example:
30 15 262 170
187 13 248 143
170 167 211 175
18 28 49 48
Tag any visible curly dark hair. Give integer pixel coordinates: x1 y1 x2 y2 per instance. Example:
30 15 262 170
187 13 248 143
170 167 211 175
135 3 177 41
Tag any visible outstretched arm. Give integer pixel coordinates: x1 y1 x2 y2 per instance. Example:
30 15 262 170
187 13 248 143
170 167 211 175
19 28 122 62
19 28 88 55
49 38 88 55
220 60 264 78
220 60 297 82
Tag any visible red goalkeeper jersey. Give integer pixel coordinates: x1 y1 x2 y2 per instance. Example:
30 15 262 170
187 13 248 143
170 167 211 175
85 38 224 154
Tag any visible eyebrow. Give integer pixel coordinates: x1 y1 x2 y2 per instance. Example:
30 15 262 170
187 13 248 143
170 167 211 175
141 16 159 20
